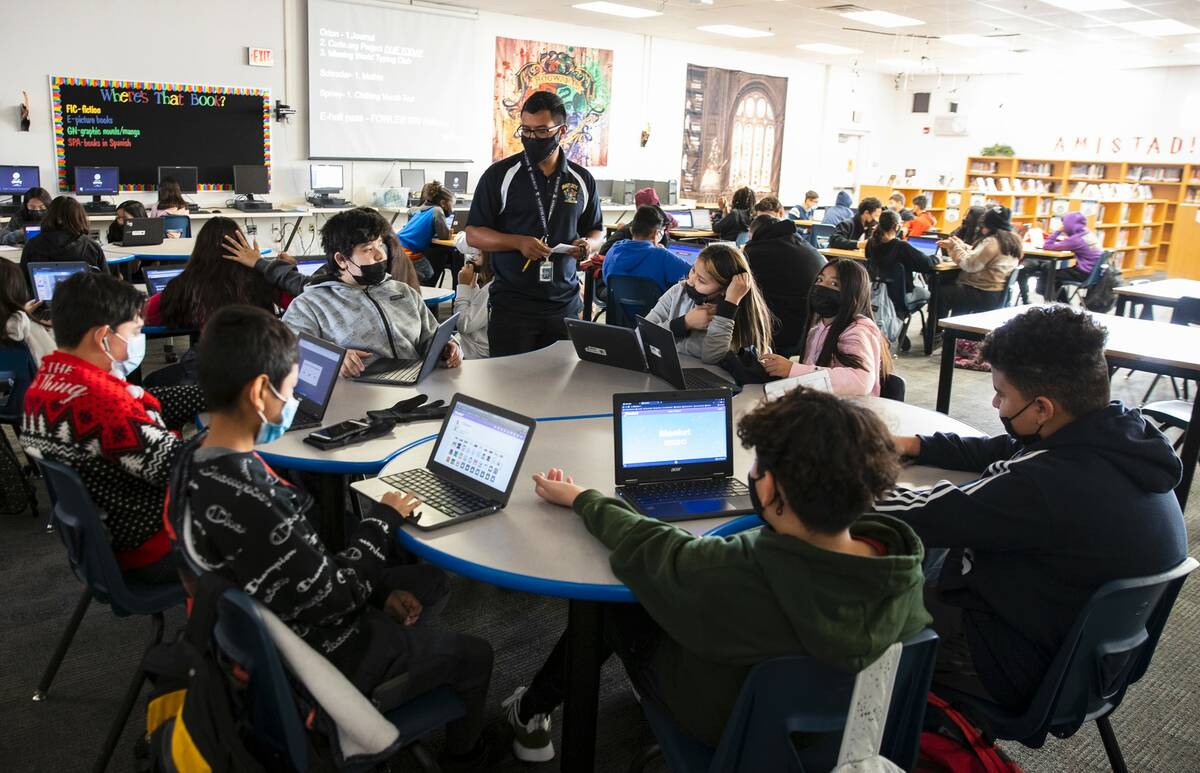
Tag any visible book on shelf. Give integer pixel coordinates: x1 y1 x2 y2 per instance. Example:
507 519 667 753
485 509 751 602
945 207 960 223
1143 205 1156 223
1141 227 1153 244
947 191 961 207
1070 162 1106 179
1081 200 1100 217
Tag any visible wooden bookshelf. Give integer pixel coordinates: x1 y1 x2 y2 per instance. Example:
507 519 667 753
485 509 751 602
957 156 1195 278
859 185 953 230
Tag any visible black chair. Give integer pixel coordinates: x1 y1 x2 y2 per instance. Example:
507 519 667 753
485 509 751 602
1001 264 1024 307
0 340 39 517
30 454 186 773
630 629 939 773
940 557 1198 773
606 275 666 328
880 373 906 402
1139 297 1199 405
1059 250 1112 305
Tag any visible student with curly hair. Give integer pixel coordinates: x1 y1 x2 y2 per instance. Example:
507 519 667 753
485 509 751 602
876 306 1186 710
500 389 931 762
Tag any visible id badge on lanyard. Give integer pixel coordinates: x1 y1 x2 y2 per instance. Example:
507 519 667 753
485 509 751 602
525 151 561 283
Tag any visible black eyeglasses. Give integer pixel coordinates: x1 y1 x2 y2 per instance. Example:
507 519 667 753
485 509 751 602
514 124 564 140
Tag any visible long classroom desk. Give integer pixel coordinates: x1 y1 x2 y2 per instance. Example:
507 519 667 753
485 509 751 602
374 394 984 772
937 305 1200 506
1114 278 1200 319
83 205 358 253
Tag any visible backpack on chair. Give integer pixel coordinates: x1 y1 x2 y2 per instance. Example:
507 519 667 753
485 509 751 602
1083 264 1122 313
916 693 1023 773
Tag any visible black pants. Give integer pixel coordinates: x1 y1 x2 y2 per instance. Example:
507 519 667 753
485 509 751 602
520 603 663 718
422 244 463 287
488 298 582 357
923 571 994 703
347 564 494 756
939 282 1006 317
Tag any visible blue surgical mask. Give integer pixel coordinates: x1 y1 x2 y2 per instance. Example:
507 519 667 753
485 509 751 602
256 382 299 445
103 330 146 380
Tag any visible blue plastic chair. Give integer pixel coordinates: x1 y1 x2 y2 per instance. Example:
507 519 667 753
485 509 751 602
1002 264 1023 307
606 275 666 328
880 373 907 402
0 340 39 516
940 557 1197 773
809 223 835 250
30 454 186 773
161 214 192 239
214 587 465 772
630 629 939 773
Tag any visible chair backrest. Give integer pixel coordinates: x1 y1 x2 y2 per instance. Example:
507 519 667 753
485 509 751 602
606 274 666 328
33 453 183 616
1002 264 1022 307
0 340 38 425
880 373 906 402
162 214 192 238
810 223 835 249
1030 557 1197 739
1169 296 1200 327
213 588 310 773
704 629 939 773
1081 250 1111 289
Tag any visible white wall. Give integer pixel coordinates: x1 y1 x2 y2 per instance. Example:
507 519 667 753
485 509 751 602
877 68 1200 186
5 0 892 213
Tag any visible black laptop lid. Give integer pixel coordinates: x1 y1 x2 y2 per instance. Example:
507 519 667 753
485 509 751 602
564 318 646 371
613 389 735 485
123 217 164 244
636 316 685 389
414 312 459 383
424 393 536 505
294 333 346 418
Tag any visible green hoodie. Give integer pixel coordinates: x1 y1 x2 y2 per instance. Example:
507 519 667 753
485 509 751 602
573 490 932 746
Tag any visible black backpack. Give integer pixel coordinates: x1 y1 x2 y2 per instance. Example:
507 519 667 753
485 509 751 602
1083 264 1122 313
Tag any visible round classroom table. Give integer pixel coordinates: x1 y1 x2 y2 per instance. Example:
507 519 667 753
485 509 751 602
419 286 455 306
103 238 274 263
366 392 983 772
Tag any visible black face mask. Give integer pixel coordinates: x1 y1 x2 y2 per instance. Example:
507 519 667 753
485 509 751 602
1000 398 1043 445
522 135 559 165
23 208 44 222
343 257 388 287
748 467 782 523
683 282 715 306
809 284 842 318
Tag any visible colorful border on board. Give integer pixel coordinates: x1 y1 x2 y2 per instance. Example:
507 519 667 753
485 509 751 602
50 75 271 192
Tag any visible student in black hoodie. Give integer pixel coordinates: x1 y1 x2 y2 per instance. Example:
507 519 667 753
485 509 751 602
20 196 108 286
829 197 882 250
713 186 755 243
169 305 499 771
743 213 825 355
0 186 52 246
875 306 1187 710
865 210 935 315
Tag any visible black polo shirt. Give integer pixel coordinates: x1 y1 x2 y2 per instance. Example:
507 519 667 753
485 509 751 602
468 150 603 314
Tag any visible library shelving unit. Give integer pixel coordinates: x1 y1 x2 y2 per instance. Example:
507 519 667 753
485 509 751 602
859 184 953 222
957 156 1196 278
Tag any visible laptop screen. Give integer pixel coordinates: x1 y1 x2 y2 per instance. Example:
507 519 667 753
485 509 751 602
617 395 730 470
24 225 41 239
295 335 343 408
907 235 940 256
296 258 325 276
691 209 713 230
29 263 87 303
431 399 532 495
145 267 184 295
667 242 702 264
672 210 693 229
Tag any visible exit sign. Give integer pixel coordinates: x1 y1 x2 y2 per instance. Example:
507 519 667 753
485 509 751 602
248 47 274 67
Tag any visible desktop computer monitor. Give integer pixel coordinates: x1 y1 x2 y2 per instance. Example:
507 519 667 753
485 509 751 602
444 171 468 194
595 179 613 201
401 169 425 193
310 164 344 193
233 165 271 196
653 180 671 205
157 166 198 193
75 166 119 212
632 179 654 196
0 165 39 213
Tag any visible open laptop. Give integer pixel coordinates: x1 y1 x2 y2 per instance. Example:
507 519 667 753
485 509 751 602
290 333 347 431
666 241 702 264
636 316 740 393
144 266 185 295
351 394 536 530
28 262 88 321
295 258 325 277
671 210 694 229
565 318 647 373
612 390 753 521
123 218 165 247
354 313 459 386
906 235 941 258
691 209 713 231
23 225 41 240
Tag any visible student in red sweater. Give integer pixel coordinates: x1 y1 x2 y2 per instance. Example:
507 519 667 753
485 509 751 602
21 271 204 583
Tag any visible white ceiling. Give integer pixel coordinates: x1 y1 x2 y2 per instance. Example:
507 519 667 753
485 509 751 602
457 0 1200 74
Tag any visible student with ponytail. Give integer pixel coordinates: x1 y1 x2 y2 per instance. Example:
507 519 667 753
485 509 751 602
643 242 774 364
865 209 935 315
760 259 890 396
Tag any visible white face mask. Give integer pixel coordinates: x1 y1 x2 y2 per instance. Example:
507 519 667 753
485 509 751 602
103 330 146 379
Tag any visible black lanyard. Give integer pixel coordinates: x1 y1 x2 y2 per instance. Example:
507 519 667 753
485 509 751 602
523 151 562 243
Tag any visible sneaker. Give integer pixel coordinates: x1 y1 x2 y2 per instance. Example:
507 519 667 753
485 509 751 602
501 686 555 762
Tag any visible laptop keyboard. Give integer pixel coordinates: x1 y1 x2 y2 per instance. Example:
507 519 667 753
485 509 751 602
379 468 492 517
683 368 734 390
624 477 748 506
369 361 422 382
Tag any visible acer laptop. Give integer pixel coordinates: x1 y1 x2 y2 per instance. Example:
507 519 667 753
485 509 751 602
290 333 347 431
666 241 702 264
613 390 753 521
564 318 647 373
636 316 740 393
122 218 165 246
352 394 536 530
354 313 459 386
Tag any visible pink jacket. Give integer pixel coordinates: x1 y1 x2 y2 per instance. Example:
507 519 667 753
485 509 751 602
788 316 884 396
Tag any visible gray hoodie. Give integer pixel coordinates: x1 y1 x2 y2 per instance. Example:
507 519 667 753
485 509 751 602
643 281 736 364
281 278 447 361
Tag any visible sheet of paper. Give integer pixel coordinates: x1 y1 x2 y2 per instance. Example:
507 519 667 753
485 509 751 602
764 369 833 400
550 243 577 254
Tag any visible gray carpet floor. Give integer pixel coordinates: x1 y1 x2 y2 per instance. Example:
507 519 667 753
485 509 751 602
1 310 1198 772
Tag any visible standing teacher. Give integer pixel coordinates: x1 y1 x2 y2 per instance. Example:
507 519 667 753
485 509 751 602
466 92 604 356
